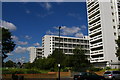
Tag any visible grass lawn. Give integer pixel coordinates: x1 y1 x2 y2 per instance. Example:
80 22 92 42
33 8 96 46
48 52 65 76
2 68 50 74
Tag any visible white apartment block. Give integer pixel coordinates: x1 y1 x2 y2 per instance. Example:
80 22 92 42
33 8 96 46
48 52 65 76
42 35 89 58
86 0 120 68
29 47 43 63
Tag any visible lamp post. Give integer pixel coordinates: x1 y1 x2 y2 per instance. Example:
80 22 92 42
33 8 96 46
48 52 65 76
58 26 61 80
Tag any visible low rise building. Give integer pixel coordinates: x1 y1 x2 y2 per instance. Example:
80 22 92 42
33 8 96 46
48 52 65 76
29 47 43 63
42 35 90 57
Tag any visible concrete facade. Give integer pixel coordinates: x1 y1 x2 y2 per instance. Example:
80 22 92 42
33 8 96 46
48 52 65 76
29 47 43 63
86 0 120 68
42 35 90 58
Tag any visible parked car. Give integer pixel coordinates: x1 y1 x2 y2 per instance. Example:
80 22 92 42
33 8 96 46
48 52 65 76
103 71 120 80
74 72 105 80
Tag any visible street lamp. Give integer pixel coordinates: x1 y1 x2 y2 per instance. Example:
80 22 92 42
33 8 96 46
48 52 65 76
58 26 61 80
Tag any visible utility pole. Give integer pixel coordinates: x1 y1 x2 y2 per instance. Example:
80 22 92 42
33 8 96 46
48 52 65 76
58 26 61 80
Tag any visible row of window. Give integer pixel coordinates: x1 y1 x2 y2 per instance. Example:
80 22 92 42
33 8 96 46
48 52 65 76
52 38 88 43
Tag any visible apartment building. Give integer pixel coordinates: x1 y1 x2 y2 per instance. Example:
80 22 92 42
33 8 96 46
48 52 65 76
86 0 120 68
42 35 89 57
29 47 43 63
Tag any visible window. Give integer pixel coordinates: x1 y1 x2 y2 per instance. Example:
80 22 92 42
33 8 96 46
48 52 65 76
112 12 114 16
114 32 116 36
112 19 115 22
111 60 112 62
113 26 115 29
111 6 113 9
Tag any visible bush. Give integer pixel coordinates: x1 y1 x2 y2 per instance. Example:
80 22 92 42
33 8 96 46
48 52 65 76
50 68 54 72
89 67 103 72
2 68 41 74
26 69 41 74
2 69 12 74
105 67 111 70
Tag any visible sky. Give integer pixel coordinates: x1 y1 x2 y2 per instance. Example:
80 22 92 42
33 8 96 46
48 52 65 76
1 2 88 63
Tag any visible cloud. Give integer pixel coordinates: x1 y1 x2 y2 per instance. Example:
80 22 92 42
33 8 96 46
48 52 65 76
61 26 81 35
6 53 14 56
75 33 84 38
19 57 26 62
46 25 85 37
37 11 54 18
24 35 32 40
40 2 52 11
46 30 57 35
26 9 31 14
33 42 40 46
0 20 17 31
14 46 28 53
11 35 19 41
17 41 28 45
11 35 29 45
68 13 81 20
81 25 86 29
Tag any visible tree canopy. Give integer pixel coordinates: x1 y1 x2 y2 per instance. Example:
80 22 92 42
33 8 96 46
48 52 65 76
48 49 66 65
4 60 15 67
116 36 120 60
1 28 16 61
71 47 90 71
25 48 90 72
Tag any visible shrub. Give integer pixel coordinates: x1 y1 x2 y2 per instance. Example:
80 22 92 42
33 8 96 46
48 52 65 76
105 67 111 70
2 68 41 74
89 67 103 72
26 69 41 74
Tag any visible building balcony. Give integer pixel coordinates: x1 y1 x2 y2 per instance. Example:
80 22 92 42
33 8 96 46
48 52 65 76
90 37 102 44
90 43 103 51
89 20 101 30
89 27 101 34
89 29 101 37
53 41 89 45
88 10 100 19
89 12 100 20
89 13 100 23
54 46 89 51
90 49 103 55
54 46 74 50
87 1 94 7
90 57 104 63
90 42 103 49
88 2 99 13
90 34 102 42
88 7 99 17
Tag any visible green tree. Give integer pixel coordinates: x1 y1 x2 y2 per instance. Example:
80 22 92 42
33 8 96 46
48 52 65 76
34 58 46 69
48 49 66 67
1 28 16 64
72 47 89 71
62 55 73 67
116 36 120 60
33 57 55 70
24 62 34 69
5 60 15 67
31 49 66 71
45 58 55 70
